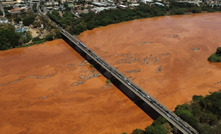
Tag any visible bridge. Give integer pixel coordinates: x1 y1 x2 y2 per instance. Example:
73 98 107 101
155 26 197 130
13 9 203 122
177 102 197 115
39 8 198 134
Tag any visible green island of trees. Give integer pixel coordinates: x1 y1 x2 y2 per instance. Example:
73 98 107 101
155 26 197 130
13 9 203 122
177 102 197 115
208 47 221 62
127 90 221 134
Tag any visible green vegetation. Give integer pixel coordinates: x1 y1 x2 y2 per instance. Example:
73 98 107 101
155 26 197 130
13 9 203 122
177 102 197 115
0 24 20 50
90 64 94 68
33 3 38 13
208 47 221 62
174 90 221 133
21 31 32 44
46 34 54 41
0 23 54 50
47 1 221 35
23 15 35 26
30 36 47 45
106 79 111 84
14 17 22 24
130 90 221 134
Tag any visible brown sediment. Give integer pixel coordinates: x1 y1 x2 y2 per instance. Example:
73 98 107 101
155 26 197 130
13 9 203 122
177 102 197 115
0 40 151 134
1 13 221 134
80 13 221 114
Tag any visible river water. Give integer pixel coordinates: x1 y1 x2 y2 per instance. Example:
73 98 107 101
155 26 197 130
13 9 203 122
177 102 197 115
1 13 221 134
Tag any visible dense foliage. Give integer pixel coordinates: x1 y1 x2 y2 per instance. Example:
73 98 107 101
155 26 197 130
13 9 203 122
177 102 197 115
23 15 35 26
208 47 221 62
33 3 38 13
0 24 20 50
0 24 34 50
47 1 221 35
46 34 53 41
174 91 221 133
129 90 221 134
14 17 22 24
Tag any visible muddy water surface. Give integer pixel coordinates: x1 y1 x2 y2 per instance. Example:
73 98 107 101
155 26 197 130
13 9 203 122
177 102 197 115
1 13 221 134
0 40 150 134
80 13 221 111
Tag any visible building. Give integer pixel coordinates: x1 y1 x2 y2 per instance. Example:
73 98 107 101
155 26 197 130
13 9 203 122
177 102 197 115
176 0 203 5
8 6 28 14
117 4 127 8
0 19 9 24
45 2 53 6
92 2 107 7
9 8 22 13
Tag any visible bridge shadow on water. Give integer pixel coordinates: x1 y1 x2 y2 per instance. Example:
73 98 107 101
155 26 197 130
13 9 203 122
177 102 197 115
63 35 161 121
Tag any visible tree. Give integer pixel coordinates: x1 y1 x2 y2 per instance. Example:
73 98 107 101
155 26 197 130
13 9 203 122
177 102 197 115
26 9 33 16
0 24 20 50
161 123 173 133
22 31 32 44
46 34 53 41
215 47 221 56
106 79 111 84
32 3 37 12
14 17 22 24
145 125 167 134
23 15 35 26
51 10 61 18
132 129 144 134
152 116 168 126
192 95 203 102
40 1 45 6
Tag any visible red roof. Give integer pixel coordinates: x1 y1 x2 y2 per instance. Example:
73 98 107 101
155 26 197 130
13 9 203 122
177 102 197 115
10 9 22 12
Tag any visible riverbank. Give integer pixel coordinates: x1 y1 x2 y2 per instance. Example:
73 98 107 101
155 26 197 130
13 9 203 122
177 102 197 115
48 2 221 35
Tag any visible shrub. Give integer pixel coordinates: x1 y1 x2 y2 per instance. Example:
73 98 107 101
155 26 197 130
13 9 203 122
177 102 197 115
46 34 53 41
106 79 111 84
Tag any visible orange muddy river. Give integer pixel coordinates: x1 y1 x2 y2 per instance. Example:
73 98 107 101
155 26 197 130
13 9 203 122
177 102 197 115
1 13 221 134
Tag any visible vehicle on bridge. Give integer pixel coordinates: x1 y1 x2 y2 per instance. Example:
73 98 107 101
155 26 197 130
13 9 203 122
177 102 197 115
79 42 86 48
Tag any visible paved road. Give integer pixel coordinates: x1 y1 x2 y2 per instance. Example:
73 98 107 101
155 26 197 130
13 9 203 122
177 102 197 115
0 1 5 17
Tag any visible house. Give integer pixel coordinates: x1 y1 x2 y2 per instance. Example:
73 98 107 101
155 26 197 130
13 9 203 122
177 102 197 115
53 1 59 5
0 19 9 24
9 8 22 13
117 4 127 8
8 7 28 14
